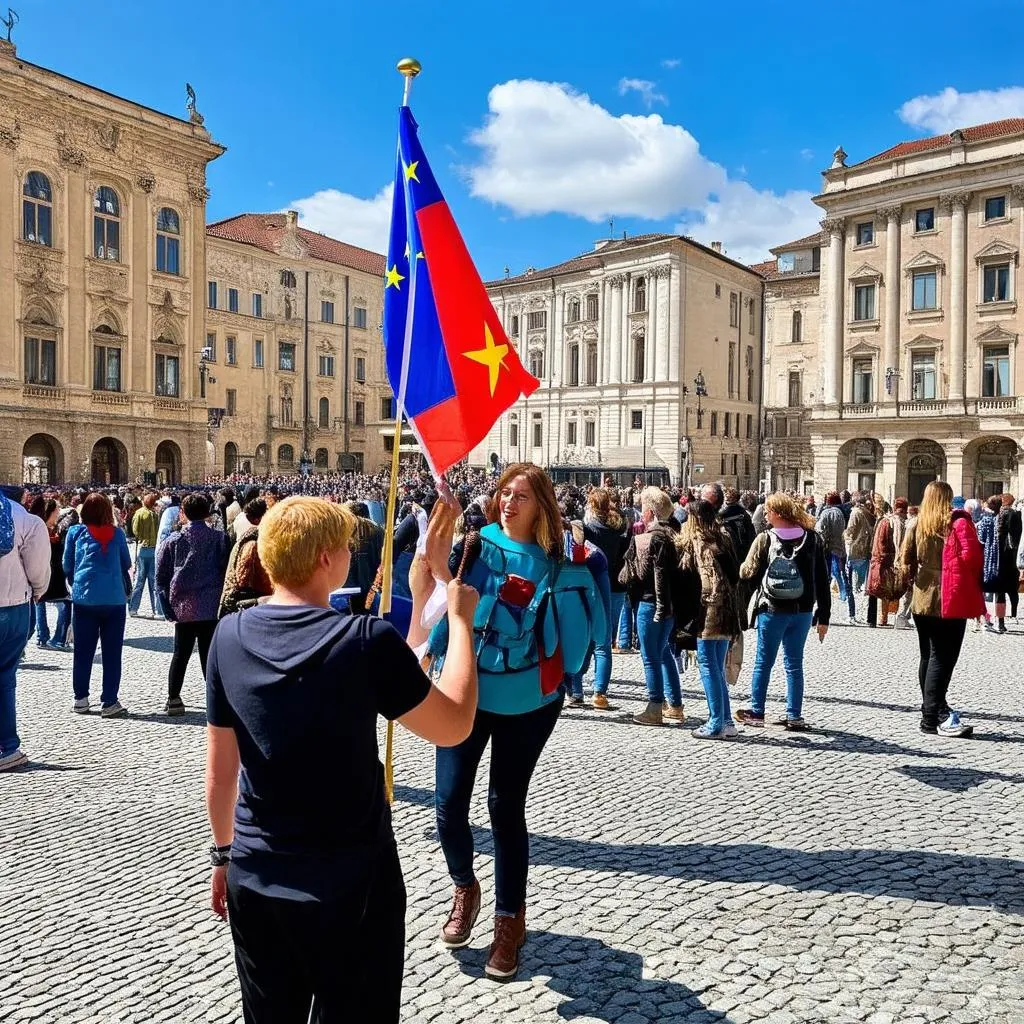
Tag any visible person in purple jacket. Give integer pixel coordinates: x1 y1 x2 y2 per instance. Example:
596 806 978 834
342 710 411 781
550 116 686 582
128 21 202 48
157 493 229 715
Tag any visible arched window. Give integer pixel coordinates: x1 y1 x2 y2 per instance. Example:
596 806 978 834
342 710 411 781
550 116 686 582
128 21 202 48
156 208 180 275
280 269 296 289
315 447 329 468
634 278 646 313
23 171 53 246
632 333 646 383
567 298 580 323
318 397 330 428
791 310 802 344
278 444 294 468
93 186 120 261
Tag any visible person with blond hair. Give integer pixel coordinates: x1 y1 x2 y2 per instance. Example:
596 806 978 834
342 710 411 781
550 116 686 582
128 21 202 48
205 495 480 1023
735 493 831 731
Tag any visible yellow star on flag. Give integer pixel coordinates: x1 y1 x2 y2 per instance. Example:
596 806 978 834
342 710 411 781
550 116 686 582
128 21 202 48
403 242 425 261
404 161 420 182
463 323 509 397
385 264 405 290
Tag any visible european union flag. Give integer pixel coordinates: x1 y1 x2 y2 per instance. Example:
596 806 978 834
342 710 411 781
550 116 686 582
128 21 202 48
382 106 538 476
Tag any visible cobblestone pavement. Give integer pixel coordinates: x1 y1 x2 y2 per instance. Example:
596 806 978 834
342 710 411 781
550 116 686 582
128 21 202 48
2 614 1024 1023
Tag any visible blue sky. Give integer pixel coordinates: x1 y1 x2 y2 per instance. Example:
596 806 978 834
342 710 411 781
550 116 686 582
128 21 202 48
18 0 1024 278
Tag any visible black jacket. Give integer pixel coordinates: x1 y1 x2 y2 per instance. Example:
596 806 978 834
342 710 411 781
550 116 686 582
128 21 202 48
718 502 756 563
584 519 629 593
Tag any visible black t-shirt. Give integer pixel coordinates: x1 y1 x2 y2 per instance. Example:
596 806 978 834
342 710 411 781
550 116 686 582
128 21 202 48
206 604 431 901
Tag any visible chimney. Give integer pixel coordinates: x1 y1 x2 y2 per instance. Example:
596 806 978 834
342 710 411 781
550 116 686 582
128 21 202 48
285 210 299 229
710 241 722 253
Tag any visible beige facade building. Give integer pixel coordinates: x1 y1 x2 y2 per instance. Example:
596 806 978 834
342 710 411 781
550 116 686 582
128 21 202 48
765 119 1024 503
204 214 390 476
1 38 223 485
472 234 764 488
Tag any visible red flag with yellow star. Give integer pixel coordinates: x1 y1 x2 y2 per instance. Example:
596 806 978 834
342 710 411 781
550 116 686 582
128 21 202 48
382 106 538 475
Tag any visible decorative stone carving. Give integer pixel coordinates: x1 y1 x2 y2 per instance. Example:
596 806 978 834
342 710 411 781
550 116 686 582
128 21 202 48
55 131 85 169
939 190 971 210
187 181 210 204
96 123 121 152
86 262 129 297
820 217 845 237
830 146 847 169
1010 182 1024 201
135 172 156 193
648 264 671 279
0 119 19 149
876 204 903 222
606 273 627 286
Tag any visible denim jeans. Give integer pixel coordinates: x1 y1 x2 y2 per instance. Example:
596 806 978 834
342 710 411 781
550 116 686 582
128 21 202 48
829 554 848 602
392 551 414 601
847 558 868 616
594 590 624 695
696 637 731 732
749 610 813 719
636 600 681 706
35 600 71 646
435 695 562 916
71 604 126 706
617 595 637 648
566 564 613 698
0 603 31 757
129 546 157 615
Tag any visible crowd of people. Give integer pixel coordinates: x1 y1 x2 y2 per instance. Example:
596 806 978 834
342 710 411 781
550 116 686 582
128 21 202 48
1 463 1022 1021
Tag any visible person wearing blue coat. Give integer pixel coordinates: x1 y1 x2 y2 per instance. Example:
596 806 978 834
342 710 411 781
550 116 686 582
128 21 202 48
63 493 132 718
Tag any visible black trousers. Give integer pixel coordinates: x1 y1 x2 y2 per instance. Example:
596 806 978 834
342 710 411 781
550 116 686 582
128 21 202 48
914 614 966 727
167 620 216 700
227 844 406 1024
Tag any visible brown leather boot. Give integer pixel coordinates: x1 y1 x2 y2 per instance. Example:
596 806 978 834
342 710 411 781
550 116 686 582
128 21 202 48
440 880 481 949
484 907 526 980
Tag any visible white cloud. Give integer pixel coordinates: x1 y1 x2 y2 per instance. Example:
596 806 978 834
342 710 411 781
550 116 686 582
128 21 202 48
466 79 819 263
898 86 1024 134
617 77 667 108
285 183 393 253
661 58 681 69
799 148 814 160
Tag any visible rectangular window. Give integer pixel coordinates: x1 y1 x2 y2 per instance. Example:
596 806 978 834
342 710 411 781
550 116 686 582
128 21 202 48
510 314 519 337
353 306 367 329
982 346 1011 397
252 293 263 318
532 415 543 448
318 355 335 377
720 454 727 475
566 419 578 446
155 354 180 397
585 344 598 385
983 263 1010 302
710 411 718 436
380 396 394 420
723 413 731 437
586 294 599 320
729 293 738 327
584 419 596 447
788 371 801 407
912 271 937 310
748 298 755 335
746 345 754 402
732 454 738 476
354 400 365 426
852 358 873 404
509 421 519 447
854 283 876 321
321 300 335 324
156 233 179 275
911 352 936 400
985 196 1006 221
630 410 643 431
384 435 394 453
746 414 753 440
24 336 56 386
253 338 264 368
226 336 236 365
205 332 217 362
776 416 788 438
93 346 121 391
915 207 935 232
355 357 366 383
568 344 580 386
278 342 296 372
207 281 217 309
856 221 874 246
226 389 236 416
527 310 547 331
728 343 736 396
228 288 239 313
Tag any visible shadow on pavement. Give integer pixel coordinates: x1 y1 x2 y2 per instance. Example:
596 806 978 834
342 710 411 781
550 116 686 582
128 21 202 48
393 784 1024 915
122 637 175 654
895 764 1024 792
22 761 84 772
451 932 731 1023
129 711 207 727
802 691 1024 725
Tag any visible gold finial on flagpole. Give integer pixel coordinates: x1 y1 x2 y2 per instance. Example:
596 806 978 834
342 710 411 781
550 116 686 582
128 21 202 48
397 57 421 105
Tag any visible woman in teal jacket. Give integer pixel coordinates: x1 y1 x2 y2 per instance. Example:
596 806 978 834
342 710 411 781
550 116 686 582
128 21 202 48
428 463 606 981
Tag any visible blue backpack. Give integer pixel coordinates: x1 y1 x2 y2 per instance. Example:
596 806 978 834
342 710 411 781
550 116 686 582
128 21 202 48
0 496 15 558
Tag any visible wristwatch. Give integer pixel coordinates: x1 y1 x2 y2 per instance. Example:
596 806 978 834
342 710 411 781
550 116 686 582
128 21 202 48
209 843 232 867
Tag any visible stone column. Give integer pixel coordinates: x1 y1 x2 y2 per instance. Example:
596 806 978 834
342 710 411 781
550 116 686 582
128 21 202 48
944 443 964 497
878 204 902 401
668 262 680 382
881 442 899 504
608 275 623 385
551 289 562 387
597 281 606 383
820 217 846 406
0 135 16 380
941 191 971 400
647 271 658 382
654 266 670 381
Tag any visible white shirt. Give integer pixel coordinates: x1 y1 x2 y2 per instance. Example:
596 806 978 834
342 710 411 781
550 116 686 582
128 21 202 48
0 501 51 607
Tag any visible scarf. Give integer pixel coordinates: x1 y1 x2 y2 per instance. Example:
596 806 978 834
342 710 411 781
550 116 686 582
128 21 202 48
87 524 115 554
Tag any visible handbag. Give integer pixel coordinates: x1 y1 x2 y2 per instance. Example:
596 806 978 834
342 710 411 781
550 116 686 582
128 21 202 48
122 568 133 601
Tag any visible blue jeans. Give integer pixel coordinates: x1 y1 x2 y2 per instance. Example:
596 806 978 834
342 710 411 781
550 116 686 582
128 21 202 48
435 695 562 915
566 565 613 698
617 594 637 648
35 601 71 646
847 558 868 616
0 603 31 756
71 604 126 706
829 554 848 602
696 637 731 732
594 590 624 695
636 600 681 706
129 546 157 615
392 551 414 601
749 610 813 719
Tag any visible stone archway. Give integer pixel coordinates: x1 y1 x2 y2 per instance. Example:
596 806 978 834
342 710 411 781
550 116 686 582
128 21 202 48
897 439 946 505
91 437 128 485
963 435 1019 500
224 442 238 476
155 440 182 486
23 433 64 484
836 438 883 493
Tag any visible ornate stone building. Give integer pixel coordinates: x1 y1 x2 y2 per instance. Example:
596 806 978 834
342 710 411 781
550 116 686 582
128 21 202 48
472 233 764 488
1 38 223 484
811 121 1024 502
204 213 390 476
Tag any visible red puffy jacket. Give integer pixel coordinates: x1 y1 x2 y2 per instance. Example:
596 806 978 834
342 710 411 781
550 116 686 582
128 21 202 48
941 510 986 619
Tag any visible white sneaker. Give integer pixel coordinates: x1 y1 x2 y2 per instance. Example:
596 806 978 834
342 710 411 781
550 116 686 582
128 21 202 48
938 711 974 738
72 698 90 714
100 701 128 719
0 749 28 771
722 722 739 738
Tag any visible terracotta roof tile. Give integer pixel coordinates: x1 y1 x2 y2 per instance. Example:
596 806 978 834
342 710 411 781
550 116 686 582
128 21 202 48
748 259 778 279
206 214 386 276
770 231 823 255
855 118 1024 166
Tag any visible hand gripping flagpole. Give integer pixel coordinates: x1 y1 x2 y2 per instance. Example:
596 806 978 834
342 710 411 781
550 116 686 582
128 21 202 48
380 56 422 805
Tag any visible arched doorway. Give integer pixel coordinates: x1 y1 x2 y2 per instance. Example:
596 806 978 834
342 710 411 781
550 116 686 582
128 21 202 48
254 444 269 475
23 433 63 484
224 442 238 476
91 437 127 485
963 436 1019 499
898 439 946 505
155 440 182 486
314 447 329 470
836 438 882 493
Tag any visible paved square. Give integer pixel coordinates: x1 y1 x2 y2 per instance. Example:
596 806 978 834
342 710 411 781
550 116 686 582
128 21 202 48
2 616 1023 1023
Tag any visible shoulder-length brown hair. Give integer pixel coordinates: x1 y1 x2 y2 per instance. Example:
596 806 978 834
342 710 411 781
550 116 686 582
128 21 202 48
489 462 564 559
79 493 114 527
586 487 623 531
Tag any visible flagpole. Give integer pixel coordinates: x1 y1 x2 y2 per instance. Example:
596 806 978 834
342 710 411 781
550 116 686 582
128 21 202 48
380 56 422 805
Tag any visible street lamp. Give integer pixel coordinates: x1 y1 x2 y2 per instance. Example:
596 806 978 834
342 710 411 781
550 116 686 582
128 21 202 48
694 369 707 429
199 347 216 400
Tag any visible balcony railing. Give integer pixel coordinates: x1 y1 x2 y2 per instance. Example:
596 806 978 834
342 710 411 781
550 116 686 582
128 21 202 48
23 384 65 401
270 416 302 431
844 403 877 417
91 391 130 405
898 400 947 416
